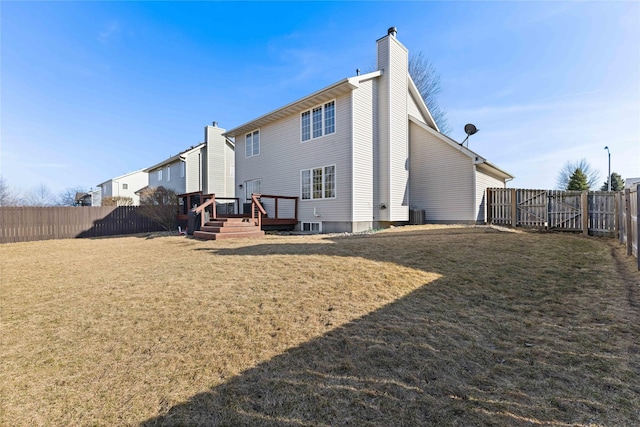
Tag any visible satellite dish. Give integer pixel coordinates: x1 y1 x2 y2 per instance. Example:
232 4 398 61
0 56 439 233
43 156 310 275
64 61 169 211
460 123 479 147
464 123 478 136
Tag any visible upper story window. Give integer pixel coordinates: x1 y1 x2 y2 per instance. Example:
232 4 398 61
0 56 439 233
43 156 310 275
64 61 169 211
122 183 128 190
301 165 336 200
180 162 185 178
166 166 171 181
301 100 336 142
245 130 260 158
157 169 163 181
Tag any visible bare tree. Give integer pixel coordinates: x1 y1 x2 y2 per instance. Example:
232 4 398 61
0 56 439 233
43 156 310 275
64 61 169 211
0 176 20 206
367 51 451 135
409 51 451 135
58 187 88 206
137 186 178 231
24 184 56 206
556 159 601 190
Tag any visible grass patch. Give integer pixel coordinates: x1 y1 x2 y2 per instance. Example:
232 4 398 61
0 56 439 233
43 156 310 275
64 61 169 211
1 225 638 426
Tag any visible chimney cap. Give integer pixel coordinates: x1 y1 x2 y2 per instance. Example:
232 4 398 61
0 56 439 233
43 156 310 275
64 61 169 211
387 27 397 37
212 121 218 127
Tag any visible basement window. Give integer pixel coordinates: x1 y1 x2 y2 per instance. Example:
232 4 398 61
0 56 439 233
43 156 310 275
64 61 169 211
301 222 321 233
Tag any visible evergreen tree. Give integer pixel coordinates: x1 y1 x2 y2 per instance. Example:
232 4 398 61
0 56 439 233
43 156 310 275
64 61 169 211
600 172 625 191
556 159 600 190
567 168 590 191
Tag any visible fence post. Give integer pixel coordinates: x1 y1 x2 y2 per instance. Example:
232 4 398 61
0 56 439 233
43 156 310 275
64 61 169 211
625 189 632 255
581 191 589 236
486 189 492 224
511 188 517 228
614 193 620 241
636 186 640 271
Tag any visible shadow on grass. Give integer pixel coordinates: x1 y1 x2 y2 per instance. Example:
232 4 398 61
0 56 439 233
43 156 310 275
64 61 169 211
140 228 638 426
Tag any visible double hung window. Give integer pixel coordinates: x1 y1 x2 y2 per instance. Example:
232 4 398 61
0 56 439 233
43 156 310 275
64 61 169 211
301 165 336 200
245 130 260 158
301 100 335 142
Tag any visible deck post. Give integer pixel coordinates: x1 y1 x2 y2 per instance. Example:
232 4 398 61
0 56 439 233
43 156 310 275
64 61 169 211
275 197 279 220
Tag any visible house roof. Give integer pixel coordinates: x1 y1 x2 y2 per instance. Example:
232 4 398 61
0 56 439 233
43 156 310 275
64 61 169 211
97 168 146 187
409 115 514 181
143 143 206 172
225 71 383 138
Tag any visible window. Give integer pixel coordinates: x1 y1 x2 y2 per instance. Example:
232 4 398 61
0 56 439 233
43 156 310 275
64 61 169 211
324 101 335 134
301 111 311 141
245 130 260 158
312 107 322 138
166 166 171 181
302 222 321 232
301 165 336 200
122 183 128 190
301 100 336 142
158 169 163 181
180 162 185 178
244 179 262 201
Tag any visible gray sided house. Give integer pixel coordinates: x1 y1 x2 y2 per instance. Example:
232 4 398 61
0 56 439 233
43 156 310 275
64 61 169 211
144 124 235 196
226 28 513 233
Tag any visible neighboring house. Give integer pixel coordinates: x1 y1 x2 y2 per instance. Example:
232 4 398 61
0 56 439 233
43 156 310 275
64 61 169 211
225 27 513 233
97 169 148 206
144 123 235 196
625 178 640 190
74 192 92 206
89 188 101 207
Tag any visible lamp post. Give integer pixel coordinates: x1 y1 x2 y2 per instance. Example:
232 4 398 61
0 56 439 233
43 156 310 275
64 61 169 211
604 146 611 191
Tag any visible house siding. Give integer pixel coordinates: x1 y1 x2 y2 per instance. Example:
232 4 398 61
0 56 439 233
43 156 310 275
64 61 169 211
408 91 427 123
376 34 409 222
234 93 353 228
204 125 235 197
409 121 475 222
475 168 506 222
99 170 148 205
352 79 375 223
185 150 202 193
149 161 186 194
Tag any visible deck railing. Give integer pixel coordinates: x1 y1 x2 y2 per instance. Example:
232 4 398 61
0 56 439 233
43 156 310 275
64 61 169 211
251 194 268 228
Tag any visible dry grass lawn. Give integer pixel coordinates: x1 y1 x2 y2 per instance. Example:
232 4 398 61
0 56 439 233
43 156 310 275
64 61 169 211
1 225 639 426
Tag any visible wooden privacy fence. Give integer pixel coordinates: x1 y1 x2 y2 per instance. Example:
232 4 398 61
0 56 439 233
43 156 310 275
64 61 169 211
487 186 640 270
487 188 618 235
619 186 639 270
0 206 165 244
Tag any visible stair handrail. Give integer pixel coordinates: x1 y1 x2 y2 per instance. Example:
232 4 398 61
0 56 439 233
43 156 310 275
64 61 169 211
191 194 216 228
251 193 266 228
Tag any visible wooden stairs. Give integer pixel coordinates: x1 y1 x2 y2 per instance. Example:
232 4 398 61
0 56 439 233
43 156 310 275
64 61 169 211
193 217 265 240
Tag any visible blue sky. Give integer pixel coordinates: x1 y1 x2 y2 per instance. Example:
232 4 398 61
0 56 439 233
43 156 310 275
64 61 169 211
2 1 638 196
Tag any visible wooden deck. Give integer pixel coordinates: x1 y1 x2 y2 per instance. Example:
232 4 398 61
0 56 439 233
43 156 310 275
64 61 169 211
177 192 298 238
